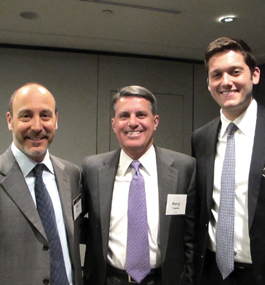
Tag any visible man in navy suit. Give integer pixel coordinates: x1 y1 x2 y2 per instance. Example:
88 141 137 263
192 37 264 285
82 85 197 285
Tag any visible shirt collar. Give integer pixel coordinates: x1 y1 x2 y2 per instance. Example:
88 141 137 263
119 145 156 176
220 99 257 138
11 142 54 177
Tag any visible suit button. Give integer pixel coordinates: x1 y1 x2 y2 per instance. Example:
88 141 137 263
43 245 49 251
43 279 50 284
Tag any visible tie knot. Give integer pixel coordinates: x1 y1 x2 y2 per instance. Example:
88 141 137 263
33 163 45 177
227 122 238 136
131 160 141 172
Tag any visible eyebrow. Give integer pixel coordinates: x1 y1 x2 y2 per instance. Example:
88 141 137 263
210 65 245 75
210 65 244 72
17 108 54 116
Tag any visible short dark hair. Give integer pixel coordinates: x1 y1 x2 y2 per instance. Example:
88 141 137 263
111 85 157 117
205 37 257 76
8 91 16 117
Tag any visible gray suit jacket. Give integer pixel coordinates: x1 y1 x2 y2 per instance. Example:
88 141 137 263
81 145 196 285
0 147 83 285
192 103 265 285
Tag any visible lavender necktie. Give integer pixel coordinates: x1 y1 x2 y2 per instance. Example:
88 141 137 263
34 164 69 285
126 160 150 283
216 122 238 279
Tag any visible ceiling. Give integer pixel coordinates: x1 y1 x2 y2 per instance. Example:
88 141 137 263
1 0 265 64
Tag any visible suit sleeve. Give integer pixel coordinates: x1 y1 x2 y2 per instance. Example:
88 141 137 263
184 158 197 285
80 157 90 245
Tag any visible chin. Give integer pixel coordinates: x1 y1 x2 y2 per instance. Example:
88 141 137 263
24 147 47 158
126 143 143 149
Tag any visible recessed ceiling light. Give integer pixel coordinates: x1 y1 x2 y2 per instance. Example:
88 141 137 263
219 15 236 23
20 12 39 20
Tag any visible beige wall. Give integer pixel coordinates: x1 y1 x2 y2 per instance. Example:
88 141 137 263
0 47 219 166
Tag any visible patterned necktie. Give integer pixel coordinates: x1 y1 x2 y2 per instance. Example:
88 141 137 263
33 164 69 285
126 161 150 283
216 122 238 279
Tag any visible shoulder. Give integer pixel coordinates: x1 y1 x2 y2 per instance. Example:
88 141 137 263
257 103 265 117
50 155 80 175
82 150 120 169
0 147 16 176
193 117 220 137
155 146 196 166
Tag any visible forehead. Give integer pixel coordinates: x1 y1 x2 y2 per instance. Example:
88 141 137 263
208 50 246 70
13 85 56 112
116 96 151 111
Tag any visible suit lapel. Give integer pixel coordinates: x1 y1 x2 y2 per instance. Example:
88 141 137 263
248 104 265 229
155 146 179 263
51 156 74 241
98 150 120 260
0 148 47 242
206 118 221 213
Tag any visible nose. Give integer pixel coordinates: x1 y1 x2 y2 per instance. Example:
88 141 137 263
128 114 138 128
221 73 233 87
31 116 43 132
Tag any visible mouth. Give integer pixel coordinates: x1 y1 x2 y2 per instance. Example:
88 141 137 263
220 90 238 96
125 130 143 136
24 134 49 142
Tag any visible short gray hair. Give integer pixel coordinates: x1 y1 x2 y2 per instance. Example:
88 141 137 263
111 85 157 117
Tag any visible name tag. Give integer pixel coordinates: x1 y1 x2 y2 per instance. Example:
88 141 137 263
73 194 82 220
166 194 187 215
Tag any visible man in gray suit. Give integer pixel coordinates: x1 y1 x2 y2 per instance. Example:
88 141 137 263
82 85 196 285
0 83 83 285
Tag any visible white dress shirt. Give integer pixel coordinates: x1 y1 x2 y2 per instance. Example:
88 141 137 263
208 99 257 263
107 145 161 269
11 143 73 284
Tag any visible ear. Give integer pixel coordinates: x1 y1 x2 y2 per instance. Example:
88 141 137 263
111 118 116 133
6 112 13 131
207 78 213 93
252 67 260 85
55 112 58 130
153 115 159 130
207 77 211 90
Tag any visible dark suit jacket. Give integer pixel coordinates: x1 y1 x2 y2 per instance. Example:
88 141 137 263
191 103 265 285
81 145 197 285
0 147 83 285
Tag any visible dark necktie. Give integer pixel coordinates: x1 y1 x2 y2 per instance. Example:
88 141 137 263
33 164 69 285
216 122 238 279
126 161 150 283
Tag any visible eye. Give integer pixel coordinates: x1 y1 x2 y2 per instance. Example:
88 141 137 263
18 112 32 121
136 111 147 118
118 112 129 119
211 72 221 79
233 69 242 76
40 111 53 120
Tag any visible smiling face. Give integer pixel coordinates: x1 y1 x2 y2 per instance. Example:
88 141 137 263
7 84 58 162
208 50 260 120
111 96 159 160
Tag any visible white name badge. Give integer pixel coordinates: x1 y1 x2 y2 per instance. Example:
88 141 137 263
166 194 187 215
73 194 82 220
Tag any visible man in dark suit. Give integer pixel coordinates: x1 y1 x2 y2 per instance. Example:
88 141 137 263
82 85 196 285
0 83 83 285
192 37 264 285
